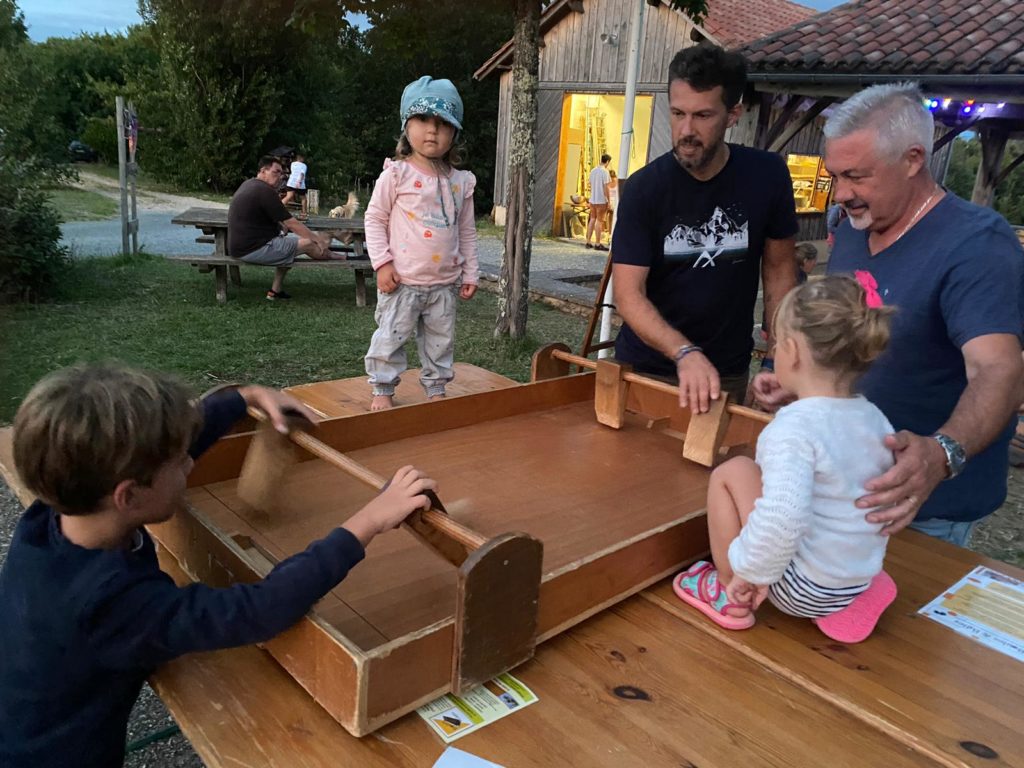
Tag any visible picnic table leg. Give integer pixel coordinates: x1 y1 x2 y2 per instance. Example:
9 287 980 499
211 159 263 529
229 265 242 287
215 265 228 304
214 230 228 258
355 269 367 307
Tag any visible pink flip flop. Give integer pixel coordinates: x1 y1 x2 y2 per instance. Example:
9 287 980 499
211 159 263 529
672 561 755 630
813 570 897 643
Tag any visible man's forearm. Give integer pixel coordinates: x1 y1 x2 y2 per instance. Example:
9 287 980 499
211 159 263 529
761 238 797 348
939 361 1023 458
617 291 689 360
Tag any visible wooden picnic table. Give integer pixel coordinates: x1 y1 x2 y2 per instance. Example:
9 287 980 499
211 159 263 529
1 365 1021 767
170 206 373 305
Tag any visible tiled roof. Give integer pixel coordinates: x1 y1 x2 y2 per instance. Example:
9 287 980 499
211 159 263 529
738 0 1024 75
703 0 816 48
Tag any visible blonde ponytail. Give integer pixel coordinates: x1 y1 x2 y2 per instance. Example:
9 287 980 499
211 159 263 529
775 275 895 378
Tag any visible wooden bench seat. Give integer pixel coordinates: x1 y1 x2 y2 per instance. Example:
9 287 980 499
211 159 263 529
165 253 374 306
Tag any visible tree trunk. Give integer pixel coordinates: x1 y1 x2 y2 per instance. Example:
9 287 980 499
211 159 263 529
494 0 540 339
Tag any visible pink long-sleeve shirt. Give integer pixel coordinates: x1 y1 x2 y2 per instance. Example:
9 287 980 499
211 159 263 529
364 158 479 286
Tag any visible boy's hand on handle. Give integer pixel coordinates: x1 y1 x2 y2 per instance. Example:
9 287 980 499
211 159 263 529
460 283 477 300
377 263 401 294
343 466 437 547
750 371 795 413
239 386 320 435
676 351 720 414
856 431 947 535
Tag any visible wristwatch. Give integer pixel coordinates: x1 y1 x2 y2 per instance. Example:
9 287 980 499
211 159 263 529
932 432 966 479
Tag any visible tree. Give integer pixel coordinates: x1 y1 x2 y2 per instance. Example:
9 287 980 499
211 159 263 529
0 0 26 50
494 0 709 339
133 0 348 191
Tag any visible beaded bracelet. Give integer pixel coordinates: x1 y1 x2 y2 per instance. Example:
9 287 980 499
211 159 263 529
672 344 703 364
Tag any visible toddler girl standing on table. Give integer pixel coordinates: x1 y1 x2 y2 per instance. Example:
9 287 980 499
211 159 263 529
674 274 899 643
364 76 479 411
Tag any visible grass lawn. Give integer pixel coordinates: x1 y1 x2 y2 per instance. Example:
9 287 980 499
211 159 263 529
45 187 119 221
0 254 588 424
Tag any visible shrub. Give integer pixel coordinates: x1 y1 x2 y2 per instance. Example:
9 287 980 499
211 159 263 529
0 152 69 302
81 116 119 163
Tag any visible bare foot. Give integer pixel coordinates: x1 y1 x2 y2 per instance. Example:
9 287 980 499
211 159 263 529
428 394 446 402
371 395 394 411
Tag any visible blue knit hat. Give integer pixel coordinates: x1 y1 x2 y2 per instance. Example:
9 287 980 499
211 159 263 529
400 76 464 132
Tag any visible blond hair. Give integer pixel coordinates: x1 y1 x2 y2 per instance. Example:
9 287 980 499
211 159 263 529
13 363 201 515
775 275 894 378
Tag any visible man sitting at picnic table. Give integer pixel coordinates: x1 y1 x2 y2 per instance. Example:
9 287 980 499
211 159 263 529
228 155 341 300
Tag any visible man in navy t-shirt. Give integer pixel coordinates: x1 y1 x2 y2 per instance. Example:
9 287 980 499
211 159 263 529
612 43 798 415
754 83 1024 547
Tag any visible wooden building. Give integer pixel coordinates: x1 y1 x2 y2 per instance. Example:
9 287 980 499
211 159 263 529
731 0 1024 241
474 0 814 238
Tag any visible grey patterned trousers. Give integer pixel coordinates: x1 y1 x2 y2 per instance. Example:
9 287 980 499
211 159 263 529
365 283 458 398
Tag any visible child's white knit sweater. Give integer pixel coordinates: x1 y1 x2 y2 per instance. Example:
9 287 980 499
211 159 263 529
728 396 896 589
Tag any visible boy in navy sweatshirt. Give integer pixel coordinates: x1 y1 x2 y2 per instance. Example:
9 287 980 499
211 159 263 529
0 363 436 768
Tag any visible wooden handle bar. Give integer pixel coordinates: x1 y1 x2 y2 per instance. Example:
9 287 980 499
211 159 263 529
550 349 772 424
246 409 487 559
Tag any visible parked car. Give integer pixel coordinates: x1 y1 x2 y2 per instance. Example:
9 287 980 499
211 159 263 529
68 140 98 162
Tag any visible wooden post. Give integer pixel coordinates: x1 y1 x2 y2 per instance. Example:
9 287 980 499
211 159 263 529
682 394 731 467
452 532 543 694
214 266 228 304
972 126 1009 207
594 358 629 429
354 270 367 307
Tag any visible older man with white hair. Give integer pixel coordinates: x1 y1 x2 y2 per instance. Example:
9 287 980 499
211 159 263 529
754 83 1024 547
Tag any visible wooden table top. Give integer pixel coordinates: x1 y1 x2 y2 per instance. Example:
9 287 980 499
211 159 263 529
1 366 1021 767
172 206 364 232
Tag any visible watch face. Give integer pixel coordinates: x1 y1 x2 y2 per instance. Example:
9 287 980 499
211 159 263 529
936 433 966 477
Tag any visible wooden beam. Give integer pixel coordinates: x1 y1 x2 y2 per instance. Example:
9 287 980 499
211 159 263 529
762 95 805 151
972 126 1009 207
933 121 978 153
994 149 1024 187
768 97 836 154
753 92 775 150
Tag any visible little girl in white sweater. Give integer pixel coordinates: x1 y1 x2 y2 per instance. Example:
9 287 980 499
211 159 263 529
675 274 898 642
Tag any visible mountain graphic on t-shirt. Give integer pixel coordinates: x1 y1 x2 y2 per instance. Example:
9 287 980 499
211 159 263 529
664 207 749 261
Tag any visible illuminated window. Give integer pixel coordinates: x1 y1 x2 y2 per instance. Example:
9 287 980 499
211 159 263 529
786 154 833 214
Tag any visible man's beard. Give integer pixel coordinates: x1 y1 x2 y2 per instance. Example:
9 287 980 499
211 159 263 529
844 201 873 231
673 136 721 173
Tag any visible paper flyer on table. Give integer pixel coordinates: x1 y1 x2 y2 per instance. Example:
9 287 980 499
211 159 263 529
417 673 538 743
919 565 1024 662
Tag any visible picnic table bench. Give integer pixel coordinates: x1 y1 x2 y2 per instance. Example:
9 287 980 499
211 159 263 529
171 207 374 306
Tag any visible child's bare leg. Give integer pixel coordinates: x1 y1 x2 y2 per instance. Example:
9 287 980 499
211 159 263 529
707 456 762 612
428 394 446 401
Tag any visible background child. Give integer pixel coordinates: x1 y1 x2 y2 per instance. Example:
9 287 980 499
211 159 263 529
674 275 899 643
281 151 308 216
795 241 817 284
0 363 436 767
364 76 479 411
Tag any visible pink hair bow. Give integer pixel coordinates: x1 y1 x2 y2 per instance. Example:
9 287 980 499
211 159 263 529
855 270 883 308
